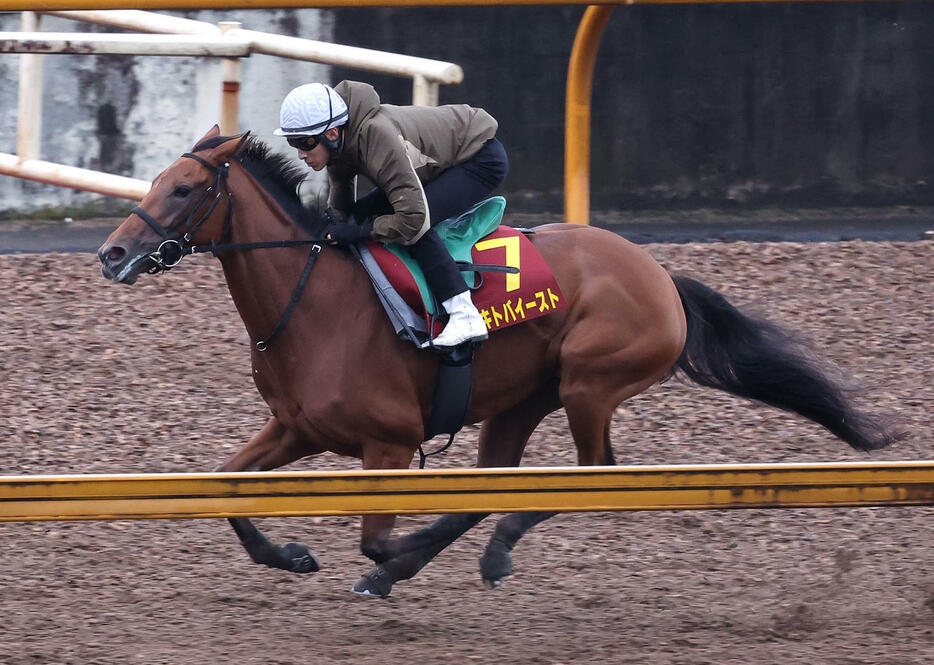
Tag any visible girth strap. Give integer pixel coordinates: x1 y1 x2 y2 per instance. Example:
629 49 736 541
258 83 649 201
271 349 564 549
419 342 476 468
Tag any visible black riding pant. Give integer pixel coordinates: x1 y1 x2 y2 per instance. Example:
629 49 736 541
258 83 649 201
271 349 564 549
354 138 508 302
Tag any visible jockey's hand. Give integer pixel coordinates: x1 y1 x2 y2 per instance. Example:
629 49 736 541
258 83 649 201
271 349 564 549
324 207 347 225
323 218 374 246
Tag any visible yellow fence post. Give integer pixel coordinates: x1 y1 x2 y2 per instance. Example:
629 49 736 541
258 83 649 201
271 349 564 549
565 4 615 225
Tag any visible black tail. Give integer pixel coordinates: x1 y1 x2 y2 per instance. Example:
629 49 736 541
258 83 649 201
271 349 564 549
672 275 898 451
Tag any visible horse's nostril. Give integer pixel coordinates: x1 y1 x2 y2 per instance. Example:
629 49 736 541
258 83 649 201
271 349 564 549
105 246 126 263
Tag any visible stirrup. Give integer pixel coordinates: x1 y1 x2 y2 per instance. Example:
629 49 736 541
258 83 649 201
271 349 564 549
420 336 486 351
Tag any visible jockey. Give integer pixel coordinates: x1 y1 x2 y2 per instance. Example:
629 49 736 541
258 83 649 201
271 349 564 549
275 80 509 348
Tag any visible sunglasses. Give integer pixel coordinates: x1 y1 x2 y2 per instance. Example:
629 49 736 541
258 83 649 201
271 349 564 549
286 135 321 151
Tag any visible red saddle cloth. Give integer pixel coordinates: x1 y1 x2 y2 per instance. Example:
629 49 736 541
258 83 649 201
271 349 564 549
367 226 567 336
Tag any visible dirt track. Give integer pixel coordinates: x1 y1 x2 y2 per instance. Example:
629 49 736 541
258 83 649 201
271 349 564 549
0 239 931 664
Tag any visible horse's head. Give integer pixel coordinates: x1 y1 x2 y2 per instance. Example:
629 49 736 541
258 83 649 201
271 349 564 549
98 125 248 284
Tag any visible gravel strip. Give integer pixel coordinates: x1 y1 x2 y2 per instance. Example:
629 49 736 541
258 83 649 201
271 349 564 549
0 240 931 664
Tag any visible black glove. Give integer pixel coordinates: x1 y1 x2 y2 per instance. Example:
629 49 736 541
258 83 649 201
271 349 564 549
324 207 346 225
323 218 374 246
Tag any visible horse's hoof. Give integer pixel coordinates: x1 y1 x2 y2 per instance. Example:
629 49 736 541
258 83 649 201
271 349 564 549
479 542 513 588
282 542 320 573
351 567 394 598
482 574 512 590
241 534 319 574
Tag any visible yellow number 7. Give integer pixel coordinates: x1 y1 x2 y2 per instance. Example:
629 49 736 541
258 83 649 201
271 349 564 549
474 235 521 293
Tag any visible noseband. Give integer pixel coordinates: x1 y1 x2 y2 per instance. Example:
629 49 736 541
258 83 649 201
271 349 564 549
131 152 233 273
130 150 324 351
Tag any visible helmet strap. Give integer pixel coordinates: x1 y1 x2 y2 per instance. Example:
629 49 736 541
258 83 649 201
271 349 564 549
320 88 342 153
323 126 343 160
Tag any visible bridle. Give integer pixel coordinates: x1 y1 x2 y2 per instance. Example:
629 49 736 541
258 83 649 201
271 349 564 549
132 152 234 273
130 151 325 351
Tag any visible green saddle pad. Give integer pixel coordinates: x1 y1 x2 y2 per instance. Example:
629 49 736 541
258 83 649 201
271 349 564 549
385 196 506 315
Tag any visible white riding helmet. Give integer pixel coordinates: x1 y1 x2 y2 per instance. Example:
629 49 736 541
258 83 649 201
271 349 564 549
274 83 349 136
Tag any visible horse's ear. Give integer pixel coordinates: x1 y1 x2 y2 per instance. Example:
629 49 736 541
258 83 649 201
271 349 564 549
211 131 251 161
193 125 221 149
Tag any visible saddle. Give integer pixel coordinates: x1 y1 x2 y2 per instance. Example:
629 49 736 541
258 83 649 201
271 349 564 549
358 197 565 344
351 197 567 456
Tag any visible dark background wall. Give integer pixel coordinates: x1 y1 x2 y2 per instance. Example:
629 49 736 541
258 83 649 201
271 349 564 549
330 3 934 213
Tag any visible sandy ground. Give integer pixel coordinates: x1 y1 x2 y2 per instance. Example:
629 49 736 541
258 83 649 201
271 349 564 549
0 238 931 664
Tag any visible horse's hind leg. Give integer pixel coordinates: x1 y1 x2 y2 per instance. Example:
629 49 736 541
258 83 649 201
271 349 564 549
218 416 324 574
351 385 560 597
478 424 617 588
479 351 662 589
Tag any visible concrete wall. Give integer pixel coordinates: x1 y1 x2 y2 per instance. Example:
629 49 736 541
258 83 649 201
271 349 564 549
330 3 934 212
2 4 933 218
0 10 332 218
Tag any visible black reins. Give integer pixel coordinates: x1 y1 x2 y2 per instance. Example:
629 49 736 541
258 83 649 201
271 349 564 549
131 151 325 351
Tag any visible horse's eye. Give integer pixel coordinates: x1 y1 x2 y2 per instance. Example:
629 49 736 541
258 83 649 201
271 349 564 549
172 186 192 198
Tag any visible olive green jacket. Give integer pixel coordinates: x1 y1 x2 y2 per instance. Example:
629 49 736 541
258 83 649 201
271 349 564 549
328 80 498 245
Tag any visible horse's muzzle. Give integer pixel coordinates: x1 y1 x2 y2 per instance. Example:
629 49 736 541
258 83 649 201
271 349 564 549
98 242 150 284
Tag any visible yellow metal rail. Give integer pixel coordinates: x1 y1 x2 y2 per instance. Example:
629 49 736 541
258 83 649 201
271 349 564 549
0 1 879 7
2 462 933 523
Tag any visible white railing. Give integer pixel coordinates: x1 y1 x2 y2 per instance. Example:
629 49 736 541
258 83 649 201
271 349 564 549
41 10 463 95
0 31 255 57
0 10 464 202
0 152 151 200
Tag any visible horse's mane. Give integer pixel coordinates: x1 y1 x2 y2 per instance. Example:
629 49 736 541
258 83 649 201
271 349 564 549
193 134 327 236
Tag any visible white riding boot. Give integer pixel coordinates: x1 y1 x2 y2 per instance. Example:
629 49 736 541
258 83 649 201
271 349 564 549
426 291 489 348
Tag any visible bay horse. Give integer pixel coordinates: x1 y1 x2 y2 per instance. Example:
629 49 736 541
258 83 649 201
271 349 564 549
98 126 897 597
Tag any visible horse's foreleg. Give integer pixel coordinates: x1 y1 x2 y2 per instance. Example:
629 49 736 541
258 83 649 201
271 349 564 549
226 518 320 574
354 386 560 597
351 513 488 597
217 416 323 574
357 441 418 564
